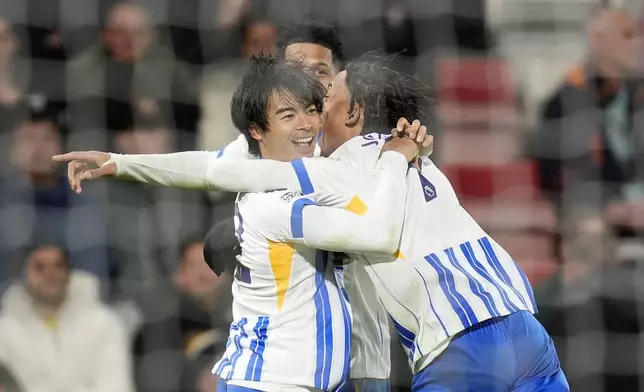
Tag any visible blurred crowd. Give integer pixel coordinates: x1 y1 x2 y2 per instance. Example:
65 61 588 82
0 0 643 391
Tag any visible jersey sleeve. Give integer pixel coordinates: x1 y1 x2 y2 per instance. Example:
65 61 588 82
259 151 409 255
109 138 358 195
110 135 251 189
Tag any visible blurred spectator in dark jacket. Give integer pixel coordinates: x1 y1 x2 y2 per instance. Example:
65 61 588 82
67 1 200 151
535 7 644 227
537 203 644 392
133 239 232 392
0 104 109 292
535 202 618 326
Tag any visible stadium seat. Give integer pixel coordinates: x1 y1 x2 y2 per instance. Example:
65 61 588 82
490 230 558 286
436 56 521 130
461 198 557 233
437 127 521 165
441 160 539 200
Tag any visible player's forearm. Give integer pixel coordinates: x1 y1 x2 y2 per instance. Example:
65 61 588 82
111 151 216 189
301 151 408 254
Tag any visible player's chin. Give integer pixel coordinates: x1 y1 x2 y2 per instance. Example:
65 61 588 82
292 143 316 158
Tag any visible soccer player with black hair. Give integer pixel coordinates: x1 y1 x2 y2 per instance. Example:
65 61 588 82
56 53 424 391
276 22 345 89
61 50 572 390
56 24 418 392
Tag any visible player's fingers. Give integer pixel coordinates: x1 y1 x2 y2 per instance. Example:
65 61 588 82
416 125 427 144
396 117 411 136
67 161 76 190
409 119 421 140
82 161 117 181
52 151 95 163
390 128 399 138
68 161 85 192
422 133 434 149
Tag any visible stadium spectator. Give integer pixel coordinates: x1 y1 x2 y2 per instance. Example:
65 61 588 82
0 19 25 113
0 18 28 175
133 238 232 392
0 243 133 392
535 203 618 326
534 7 644 226
66 1 200 150
100 101 212 306
199 16 277 153
0 107 108 291
537 204 643 392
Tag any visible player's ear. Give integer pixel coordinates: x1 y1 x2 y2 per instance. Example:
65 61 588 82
345 101 363 129
249 127 263 142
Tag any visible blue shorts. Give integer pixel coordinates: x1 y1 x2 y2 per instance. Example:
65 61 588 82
336 378 390 392
412 311 569 392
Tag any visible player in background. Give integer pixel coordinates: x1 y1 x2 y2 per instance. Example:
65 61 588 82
276 23 393 392
56 55 570 391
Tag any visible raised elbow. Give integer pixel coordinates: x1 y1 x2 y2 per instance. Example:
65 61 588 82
355 223 401 255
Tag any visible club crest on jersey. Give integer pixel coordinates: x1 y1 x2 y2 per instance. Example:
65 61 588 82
419 174 437 202
280 191 303 203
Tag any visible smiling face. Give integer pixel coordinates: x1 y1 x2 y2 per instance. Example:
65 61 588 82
250 90 322 161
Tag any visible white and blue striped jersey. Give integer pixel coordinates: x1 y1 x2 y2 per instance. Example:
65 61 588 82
109 135 394 381
209 151 409 390
193 134 537 373
296 135 537 372
212 191 351 390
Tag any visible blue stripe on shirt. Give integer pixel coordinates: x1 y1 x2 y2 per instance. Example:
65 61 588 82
225 318 248 379
413 267 449 338
478 238 530 310
444 247 501 318
213 323 236 376
291 159 315 194
290 198 316 238
390 315 417 361
313 251 334 390
460 242 520 313
332 261 352 390
245 317 269 381
516 265 538 313
425 254 479 328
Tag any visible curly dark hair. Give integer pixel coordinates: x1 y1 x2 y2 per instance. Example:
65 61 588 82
344 53 436 135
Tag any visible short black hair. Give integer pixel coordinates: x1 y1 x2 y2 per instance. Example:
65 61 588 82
345 54 435 135
230 53 325 156
276 22 345 70
25 240 70 268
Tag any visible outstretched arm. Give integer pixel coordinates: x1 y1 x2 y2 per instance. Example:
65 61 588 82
52 118 432 194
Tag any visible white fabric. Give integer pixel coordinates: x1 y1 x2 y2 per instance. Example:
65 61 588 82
212 152 406 389
246 135 537 371
0 271 133 392
109 136 394 380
